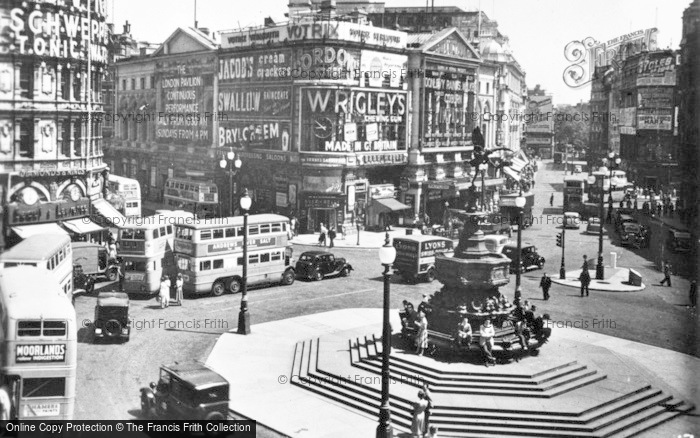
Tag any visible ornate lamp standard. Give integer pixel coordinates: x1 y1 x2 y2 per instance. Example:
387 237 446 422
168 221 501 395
588 152 621 280
219 148 242 216
514 190 527 301
238 189 252 335
376 232 396 438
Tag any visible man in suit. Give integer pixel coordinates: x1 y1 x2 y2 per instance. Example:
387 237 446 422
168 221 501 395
540 273 552 300
579 268 591 297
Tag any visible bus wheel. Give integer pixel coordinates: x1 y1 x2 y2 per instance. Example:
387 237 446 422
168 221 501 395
107 268 118 282
426 268 436 282
211 281 226 297
228 279 242 294
281 270 295 286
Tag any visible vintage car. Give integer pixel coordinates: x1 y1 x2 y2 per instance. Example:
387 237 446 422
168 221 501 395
619 222 643 247
502 244 545 273
585 217 606 235
564 212 582 229
93 291 130 343
140 362 229 420
295 251 353 281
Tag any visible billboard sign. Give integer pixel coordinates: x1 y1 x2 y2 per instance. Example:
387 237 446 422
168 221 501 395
636 53 676 87
525 95 554 133
219 121 291 150
218 85 292 117
218 50 292 82
422 70 473 148
359 50 407 88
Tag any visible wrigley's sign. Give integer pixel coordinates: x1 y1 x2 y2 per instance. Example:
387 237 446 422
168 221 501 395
221 21 407 50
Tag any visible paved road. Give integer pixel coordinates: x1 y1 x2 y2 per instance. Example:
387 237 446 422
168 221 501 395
73 160 698 426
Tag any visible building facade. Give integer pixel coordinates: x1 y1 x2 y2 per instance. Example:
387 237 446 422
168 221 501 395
525 86 554 159
0 0 111 251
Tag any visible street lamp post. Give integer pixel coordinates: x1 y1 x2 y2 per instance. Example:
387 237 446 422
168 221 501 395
376 232 396 438
238 189 252 335
590 153 621 280
219 148 242 216
560 213 566 279
514 189 526 301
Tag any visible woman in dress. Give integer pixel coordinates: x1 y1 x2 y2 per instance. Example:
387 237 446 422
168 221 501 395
158 275 171 309
411 390 429 438
415 311 428 356
175 273 184 305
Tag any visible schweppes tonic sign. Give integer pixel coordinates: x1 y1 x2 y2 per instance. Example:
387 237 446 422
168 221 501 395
16 344 66 363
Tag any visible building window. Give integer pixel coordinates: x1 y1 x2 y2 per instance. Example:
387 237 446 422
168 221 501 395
140 77 145 89
130 78 135 90
150 76 155 88
61 70 71 100
486 82 490 94
18 119 34 158
73 72 81 101
121 79 126 90
73 120 82 157
19 61 34 99
60 119 71 157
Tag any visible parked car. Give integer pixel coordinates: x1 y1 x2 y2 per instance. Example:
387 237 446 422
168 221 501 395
564 212 581 229
295 251 353 281
585 217 606 235
619 222 643 247
502 244 545 273
393 235 454 283
483 234 511 254
140 362 229 420
615 214 638 234
93 291 130 343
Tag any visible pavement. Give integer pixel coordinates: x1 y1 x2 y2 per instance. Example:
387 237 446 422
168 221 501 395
206 309 700 438
290 227 423 249
550 267 646 292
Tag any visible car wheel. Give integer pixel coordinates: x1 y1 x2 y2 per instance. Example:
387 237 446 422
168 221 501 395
211 281 226 297
426 268 436 282
228 279 242 294
140 394 152 418
155 401 167 417
205 411 226 421
107 268 118 282
341 267 350 277
281 270 295 285
314 270 324 281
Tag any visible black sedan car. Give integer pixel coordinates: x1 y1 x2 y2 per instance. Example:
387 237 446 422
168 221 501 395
295 251 353 281
502 244 545 273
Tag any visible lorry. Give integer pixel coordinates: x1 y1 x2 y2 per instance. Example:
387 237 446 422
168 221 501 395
499 192 535 229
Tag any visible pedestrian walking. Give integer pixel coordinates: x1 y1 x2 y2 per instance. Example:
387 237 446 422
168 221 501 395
422 383 433 436
549 193 554 207
318 223 327 246
108 243 118 263
328 227 336 248
690 280 697 307
290 216 297 238
339 223 346 240
411 391 429 438
174 273 184 305
579 268 591 297
540 273 552 300
159 275 171 308
660 262 672 287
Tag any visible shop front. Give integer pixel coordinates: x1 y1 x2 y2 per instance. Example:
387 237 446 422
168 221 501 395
366 184 410 230
300 193 345 234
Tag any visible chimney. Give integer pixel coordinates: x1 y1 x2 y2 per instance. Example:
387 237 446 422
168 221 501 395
198 27 210 36
319 0 336 19
123 21 131 35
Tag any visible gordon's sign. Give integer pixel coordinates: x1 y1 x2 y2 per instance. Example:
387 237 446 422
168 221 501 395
16 344 66 363
221 21 407 50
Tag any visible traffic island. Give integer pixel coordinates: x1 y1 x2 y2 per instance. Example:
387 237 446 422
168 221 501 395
550 267 646 292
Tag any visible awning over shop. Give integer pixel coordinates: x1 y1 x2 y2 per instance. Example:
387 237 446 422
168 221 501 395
61 218 106 235
12 223 69 239
509 158 528 172
372 198 411 213
92 198 126 227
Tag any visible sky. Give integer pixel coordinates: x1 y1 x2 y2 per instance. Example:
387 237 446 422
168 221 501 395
110 0 689 105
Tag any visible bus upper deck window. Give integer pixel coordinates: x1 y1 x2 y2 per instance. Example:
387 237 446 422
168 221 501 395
43 321 67 337
153 228 160 238
200 230 212 240
271 223 282 232
249 226 259 235
122 230 134 240
159 227 167 237
134 230 145 240
260 224 270 234
166 225 173 235
225 228 235 238
213 229 224 239
18 321 42 337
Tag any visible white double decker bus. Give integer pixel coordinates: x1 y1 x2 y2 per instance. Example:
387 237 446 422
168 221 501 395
173 214 295 296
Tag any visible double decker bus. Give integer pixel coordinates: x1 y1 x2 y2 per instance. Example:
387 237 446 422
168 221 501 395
173 214 295 296
563 175 588 213
0 267 77 420
0 234 73 300
107 174 142 218
164 178 219 219
118 217 176 295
